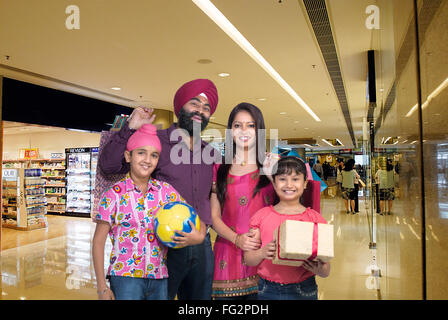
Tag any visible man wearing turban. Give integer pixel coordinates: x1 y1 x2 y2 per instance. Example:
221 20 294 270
98 78 219 300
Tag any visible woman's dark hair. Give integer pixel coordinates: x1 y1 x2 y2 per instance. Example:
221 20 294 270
386 159 394 171
272 156 308 181
216 103 270 206
344 158 355 171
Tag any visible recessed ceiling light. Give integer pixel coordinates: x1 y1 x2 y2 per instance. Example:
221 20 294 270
280 112 286 115
218 72 230 77
197 59 213 64
257 98 267 101
111 87 121 91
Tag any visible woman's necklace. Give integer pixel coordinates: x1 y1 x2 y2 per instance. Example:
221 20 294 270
234 155 247 166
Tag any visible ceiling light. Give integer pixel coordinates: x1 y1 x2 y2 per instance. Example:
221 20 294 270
110 87 121 91
257 98 267 101
192 0 321 122
280 112 286 115
321 139 334 147
218 72 230 77
405 104 418 117
335 138 344 146
197 58 213 64
406 77 448 117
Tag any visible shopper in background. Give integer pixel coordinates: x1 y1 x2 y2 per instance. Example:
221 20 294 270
98 78 219 300
322 161 330 181
244 156 330 300
211 103 277 299
312 160 324 179
353 164 360 213
375 159 396 215
336 158 344 196
92 124 185 300
341 158 360 214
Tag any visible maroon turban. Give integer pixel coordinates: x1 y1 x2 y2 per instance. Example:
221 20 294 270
173 79 218 117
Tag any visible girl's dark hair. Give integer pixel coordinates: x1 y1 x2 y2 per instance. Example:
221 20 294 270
272 156 308 181
216 103 270 207
344 158 355 171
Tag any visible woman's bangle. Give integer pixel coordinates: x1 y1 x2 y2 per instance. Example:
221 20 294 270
234 233 240 248
97 287 109 295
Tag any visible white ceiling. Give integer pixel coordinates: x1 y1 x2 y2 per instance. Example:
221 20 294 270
0 0 400 148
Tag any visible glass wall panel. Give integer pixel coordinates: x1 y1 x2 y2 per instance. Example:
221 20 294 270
373 0 424 299
418 0 448 299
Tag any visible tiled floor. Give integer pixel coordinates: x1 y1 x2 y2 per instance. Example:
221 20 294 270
0 194 381 300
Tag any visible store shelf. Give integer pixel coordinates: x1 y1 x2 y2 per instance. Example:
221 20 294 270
65 148 98 217
2 168 48 231
2 158 67 215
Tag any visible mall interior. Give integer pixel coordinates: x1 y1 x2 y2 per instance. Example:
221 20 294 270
0 0 447 300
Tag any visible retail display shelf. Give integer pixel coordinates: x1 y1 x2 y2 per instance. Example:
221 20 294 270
1 168 48 231
2 158 67 216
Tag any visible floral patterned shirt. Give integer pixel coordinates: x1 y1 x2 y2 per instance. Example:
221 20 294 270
93 174 184 279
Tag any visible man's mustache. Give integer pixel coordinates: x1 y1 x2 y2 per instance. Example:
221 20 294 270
187 111 207 122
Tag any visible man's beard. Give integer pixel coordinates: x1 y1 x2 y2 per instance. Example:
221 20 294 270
178 108 210 136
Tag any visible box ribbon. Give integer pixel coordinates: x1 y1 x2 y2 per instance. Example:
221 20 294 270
276 222 319 262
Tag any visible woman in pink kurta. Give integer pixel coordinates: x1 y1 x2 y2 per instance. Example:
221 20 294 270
212 165 275 298
210 103 277 299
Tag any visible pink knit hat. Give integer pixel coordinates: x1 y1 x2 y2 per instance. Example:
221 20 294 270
173 79 218 117
126 124 161 153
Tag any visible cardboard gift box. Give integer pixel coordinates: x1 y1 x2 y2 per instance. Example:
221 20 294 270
273 220 334 267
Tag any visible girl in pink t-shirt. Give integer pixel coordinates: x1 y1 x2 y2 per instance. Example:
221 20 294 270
244 156 331 300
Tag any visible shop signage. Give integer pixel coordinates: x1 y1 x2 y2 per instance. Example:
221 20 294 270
19 148 39 160
51 153 64 159
2 169 17 179
67 148 90 153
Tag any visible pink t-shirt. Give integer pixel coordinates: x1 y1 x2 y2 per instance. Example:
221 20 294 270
93 174 184 279
249 205 327 284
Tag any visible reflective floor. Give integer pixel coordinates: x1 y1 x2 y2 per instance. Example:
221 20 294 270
0 192 396 300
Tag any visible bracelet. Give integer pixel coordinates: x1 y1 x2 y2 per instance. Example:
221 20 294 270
234 233 240 248
97 287 109 295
